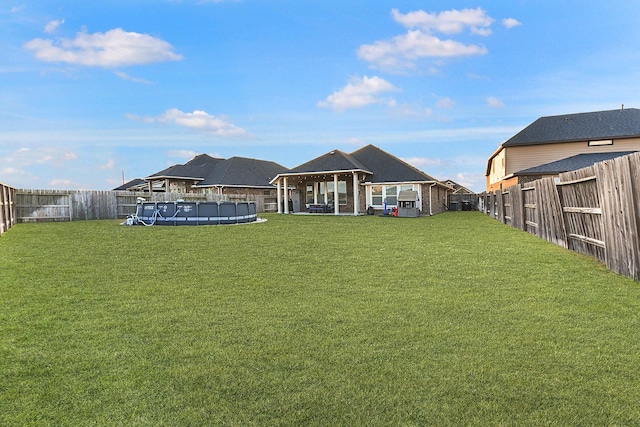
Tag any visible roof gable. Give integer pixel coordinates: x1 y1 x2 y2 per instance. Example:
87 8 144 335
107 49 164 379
288 150 370 174
443 179 474 194
504 108 640 147
112 178 147 191
146 154 223 180
350 145 436 183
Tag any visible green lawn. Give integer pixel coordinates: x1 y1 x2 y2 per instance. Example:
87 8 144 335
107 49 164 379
1 212 639 425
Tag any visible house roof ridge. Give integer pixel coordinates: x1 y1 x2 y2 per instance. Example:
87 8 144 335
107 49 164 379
503 107 640 148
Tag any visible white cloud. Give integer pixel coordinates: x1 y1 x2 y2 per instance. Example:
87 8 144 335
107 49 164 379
392 7 494 36
63 151 78 160
151 109 251 137
44 19 64 34
486 96 505 108
49 178 78 189
502 18 522 29
455 172 485 191
358 30 487 71
359 8 495 71
168 149 199 160
388 102 434 119
346 137 364 146
435 97 454 109
403 156 442 168
114 70 151 84
24 28 183 68
318 75 398 112
100 160 115 170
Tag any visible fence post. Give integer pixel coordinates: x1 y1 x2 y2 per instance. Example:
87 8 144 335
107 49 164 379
0 184 6 235
0 183 16 236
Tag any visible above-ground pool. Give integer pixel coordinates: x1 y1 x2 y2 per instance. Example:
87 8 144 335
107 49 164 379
130 200 257 226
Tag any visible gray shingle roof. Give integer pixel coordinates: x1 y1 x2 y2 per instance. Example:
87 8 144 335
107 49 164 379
503 108 640 147
283 144 437 184
112 178 147 191
146 154 287 188
350 144 436 183
287 150 370 174
195 157 288 187
146 154 223 180
516 151 637 175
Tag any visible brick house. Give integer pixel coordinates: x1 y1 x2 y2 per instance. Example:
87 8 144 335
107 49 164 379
271 144 452 215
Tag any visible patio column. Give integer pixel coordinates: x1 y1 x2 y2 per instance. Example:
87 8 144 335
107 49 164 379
323 182 328 204
333 173 339 215
283 176 289 214
352 172 359 215
276 179 282 214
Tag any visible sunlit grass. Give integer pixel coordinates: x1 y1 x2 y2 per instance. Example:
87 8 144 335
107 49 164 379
1 212 639 425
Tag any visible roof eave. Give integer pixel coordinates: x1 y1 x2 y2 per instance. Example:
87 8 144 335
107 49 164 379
194 183 276 189
270 169 372 184
145 176 205 181
503 134 640 148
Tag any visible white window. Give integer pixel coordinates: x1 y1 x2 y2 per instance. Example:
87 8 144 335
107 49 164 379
368 184 417 207
588 139 613 146
307 180 347 205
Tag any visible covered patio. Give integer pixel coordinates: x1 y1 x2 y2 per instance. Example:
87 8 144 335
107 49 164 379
272 170 368 215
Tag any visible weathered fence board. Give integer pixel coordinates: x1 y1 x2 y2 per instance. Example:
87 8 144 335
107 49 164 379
501 185 525 230
483 152 640 281
495 190 504 221
595 154 640 280
535 178 567 248
0 182 17 236
557 167 604 261
522 186 538 234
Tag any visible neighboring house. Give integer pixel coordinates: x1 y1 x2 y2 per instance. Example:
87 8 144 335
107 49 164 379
144 154 287 211
271 144 452 215
442 179 474 194
192 156 288 203
145 154 223 193
112 178 148 192
443 179 478 211
486 107 640 191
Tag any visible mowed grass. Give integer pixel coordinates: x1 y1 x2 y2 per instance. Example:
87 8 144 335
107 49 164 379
1 212 640 425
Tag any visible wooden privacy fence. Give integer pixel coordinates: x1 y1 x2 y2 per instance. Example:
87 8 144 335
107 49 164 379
481 152 640 281
15 190 214 222
0 182 17 236
14 190 277 222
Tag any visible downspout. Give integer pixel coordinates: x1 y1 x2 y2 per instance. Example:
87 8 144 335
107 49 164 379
429 183 436 216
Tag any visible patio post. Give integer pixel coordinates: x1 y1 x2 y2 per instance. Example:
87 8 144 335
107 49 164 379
352 172 359 215
333 173 339 215
276 178 282 214
283 176 289 214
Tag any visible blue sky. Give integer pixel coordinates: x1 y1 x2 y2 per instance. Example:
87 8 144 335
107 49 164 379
2 1 640 192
